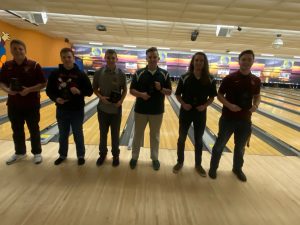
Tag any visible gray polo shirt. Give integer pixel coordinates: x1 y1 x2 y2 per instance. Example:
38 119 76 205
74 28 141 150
93 67 126 114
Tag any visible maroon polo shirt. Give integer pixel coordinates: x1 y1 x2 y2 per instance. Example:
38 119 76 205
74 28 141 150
219 70 261 121
0 58 46 109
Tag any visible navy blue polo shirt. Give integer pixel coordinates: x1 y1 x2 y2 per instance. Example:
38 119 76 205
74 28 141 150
130 66 171 114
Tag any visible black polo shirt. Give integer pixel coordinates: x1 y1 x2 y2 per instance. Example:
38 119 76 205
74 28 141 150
130 66 171 115
175 72 217 107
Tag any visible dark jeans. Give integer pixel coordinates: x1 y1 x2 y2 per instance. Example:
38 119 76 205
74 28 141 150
210 116 252 171
98 108 121 158
7 106 42 155
56 108 85 158
177 108 206 166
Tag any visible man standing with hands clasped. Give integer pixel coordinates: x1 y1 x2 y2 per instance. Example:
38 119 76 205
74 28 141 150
209 50 261 182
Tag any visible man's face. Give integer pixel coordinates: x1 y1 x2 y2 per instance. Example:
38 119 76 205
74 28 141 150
11 43 26 61
105 53 118 68
61 51 75 69
239 53 254 71
146 51 159 68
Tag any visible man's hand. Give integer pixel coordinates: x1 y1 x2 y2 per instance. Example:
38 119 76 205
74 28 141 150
140 92 151 101
182 103 192 111
56 97 68 104
100 96 111 104
227 104 242 112
249 105 258 113
154 81 162 91
114 100 122 108
70 87 81 95
19 87 30 96
196 104 207 112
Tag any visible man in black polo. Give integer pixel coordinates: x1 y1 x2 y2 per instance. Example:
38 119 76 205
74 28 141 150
129 47 172 170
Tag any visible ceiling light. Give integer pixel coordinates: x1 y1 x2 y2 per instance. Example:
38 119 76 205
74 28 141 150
190 49 203 52
157 47 170 50
96 24 107 31
261 53 274 57
228 51 239 55
272 34 283 49
293 56 300 59
123 45 136 48
89 42 103 46
216 25 234 37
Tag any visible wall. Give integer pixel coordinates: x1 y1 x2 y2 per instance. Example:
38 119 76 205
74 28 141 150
0 19 70 67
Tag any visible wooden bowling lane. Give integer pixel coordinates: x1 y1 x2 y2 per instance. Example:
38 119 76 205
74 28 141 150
261 91 300 105
0 94 97 141
143 97 194 150
0 91 50 116
258 101 300 125
206 106 282 156
69 94 135 145
215 100 299 151
261 95 300 112
264 87 300 97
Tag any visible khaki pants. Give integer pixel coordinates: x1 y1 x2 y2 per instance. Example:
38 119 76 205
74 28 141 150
132 112 163 160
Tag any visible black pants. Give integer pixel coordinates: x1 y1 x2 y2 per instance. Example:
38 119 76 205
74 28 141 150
98 109 122 158
7 106 42 155
177 108 206 166
210 117 252 171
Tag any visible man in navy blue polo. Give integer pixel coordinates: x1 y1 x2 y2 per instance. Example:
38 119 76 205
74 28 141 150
129 47 172 170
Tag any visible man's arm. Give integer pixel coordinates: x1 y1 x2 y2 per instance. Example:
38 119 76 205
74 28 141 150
218 92 241 112
249 94 261 112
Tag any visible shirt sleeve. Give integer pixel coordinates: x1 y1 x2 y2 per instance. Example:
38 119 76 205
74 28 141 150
164 72 172 91
175 78 183 96
35 63 46 84
92 71 100 90
253 77 261 95
0 63 9 85
209 79 218 97
130 72 138 90
218 76 229 94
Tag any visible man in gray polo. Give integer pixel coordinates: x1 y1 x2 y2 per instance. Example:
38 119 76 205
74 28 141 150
93 49 127 167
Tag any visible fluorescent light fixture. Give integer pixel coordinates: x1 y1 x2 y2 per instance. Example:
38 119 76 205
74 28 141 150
157 47 170 50
261 53 274 57
228 51 239 55
41 12 48 24
89 42 103 45
293 56 300 59
190 49 203 52
123 45 136 48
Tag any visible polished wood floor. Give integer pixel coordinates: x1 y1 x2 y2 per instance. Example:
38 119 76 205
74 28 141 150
0 140 299 225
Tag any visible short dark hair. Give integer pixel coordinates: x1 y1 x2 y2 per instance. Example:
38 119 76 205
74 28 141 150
60 48 74 57
146 47 158 55
105 49 117 56
239 50 255 60
10 39 26 51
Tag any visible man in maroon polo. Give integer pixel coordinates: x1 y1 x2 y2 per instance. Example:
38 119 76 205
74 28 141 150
209 49 261 182
0 39 46 165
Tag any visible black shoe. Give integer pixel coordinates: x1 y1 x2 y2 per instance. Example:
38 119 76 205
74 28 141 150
152 160 160 171
54 157 65 165
112 157 120 167
96 155 106 166
78 158 85 166
195 165 207 177
129 159 137 169
173 163 183 174
232 169 247 182
208 169 217 179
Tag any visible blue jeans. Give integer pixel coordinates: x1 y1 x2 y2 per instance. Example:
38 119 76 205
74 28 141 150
56 108 85 158
97 108 122 158
177 108 206 166
210 116 251 171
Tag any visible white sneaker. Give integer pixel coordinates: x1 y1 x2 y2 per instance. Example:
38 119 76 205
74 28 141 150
33 154 42 164
6 154 27 165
